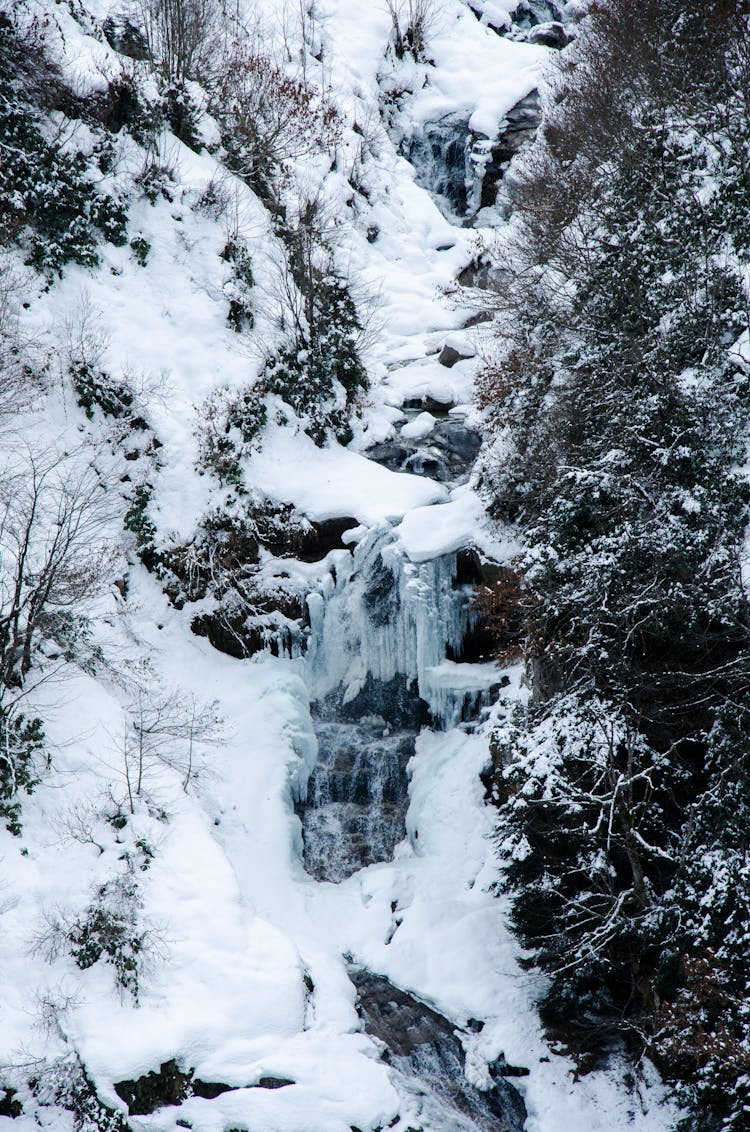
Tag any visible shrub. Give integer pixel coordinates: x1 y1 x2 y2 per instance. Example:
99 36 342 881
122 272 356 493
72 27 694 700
124 484 165 574
220 237 254 331
134 152 175 204
129 235 151 266
0 13 129 276
138 0 225 85
212 43 341 195
195 384 267 485
42 872 161 1002
0 711 44 836
386 0 435 63
263 273 368 446
71 360 137 420
31 1055 129 1132
162 81 201 148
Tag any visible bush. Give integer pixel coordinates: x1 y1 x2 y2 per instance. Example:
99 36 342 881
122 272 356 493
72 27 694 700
71 360 137 421
386 0 435 63
139 0 225 85
129 235 151 266
0 13 129 276
162 81 201 148
212 43 341 195
31 1055 129 1132
124 483 165 574
0 711 44 836
135 153 175 204
59 873 160 1002
263 273 368 446
220 237 254 331
195 384 267 485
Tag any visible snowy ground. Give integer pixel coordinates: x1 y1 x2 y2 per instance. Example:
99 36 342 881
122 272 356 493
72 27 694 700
0 1 680 1130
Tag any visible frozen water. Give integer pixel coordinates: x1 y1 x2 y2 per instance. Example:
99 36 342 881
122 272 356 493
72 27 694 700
297 718 415 883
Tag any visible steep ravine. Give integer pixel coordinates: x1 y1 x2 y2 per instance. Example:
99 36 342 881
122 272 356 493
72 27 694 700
295 413 527 1131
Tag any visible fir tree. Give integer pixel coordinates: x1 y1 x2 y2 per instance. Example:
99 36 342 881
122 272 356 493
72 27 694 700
480 2 750 1123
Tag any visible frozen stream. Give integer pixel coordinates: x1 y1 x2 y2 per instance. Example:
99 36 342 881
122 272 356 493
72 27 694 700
296 417 528 1132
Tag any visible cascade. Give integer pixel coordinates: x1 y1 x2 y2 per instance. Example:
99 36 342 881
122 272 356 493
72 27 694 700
295 406 525 1128
351 970 528 1132
305 525 469 722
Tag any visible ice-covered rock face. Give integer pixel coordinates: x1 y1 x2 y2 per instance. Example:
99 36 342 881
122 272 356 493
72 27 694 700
350 970 528 1132
402 90 541 222
296 717 415 882
305 525 469 724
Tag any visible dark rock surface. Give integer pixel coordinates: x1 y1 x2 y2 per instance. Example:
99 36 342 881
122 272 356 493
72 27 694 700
367 419 482 485
477 90 541 210
350 969 528 1132
296 714 416 883
438 343 474 368
114 1061 234 1115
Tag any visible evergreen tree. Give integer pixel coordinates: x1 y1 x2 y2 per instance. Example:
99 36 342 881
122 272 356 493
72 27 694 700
480 1 750 1124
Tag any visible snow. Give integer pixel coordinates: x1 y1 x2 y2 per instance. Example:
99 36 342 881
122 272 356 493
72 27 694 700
245 422 447 524
396 485 520 564
0 1 680 1131
400 411 436 439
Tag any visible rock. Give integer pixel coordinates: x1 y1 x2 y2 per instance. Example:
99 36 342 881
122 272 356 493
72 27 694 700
0 1088 22 1118
115 1061 192 1115
438 344 472 368
349 969 527 1132
527 20 573 47
463 310 493 328
114 1061 237 1115
510 0 565 29
478 90 542 210
457 256 497 290
422 396 455 416
366 419 481 485
295 517 359 562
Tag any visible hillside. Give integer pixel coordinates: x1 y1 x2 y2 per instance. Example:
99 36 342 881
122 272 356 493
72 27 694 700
0 2 695 1132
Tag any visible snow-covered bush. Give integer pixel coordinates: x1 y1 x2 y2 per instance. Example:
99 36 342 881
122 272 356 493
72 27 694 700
263 271 369 446
0 711 44 835
124 483 162 574
212 41 341 197
195 383 267 485
41 872 160 1002
0 10 129 276
480 0 750 1121
220 235 254 332
386 0 435 63
30 1055 128 1132
135 148 177 204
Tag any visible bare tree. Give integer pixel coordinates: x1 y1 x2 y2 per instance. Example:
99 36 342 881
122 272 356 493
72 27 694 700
0 253 39 421
385 0 436 62
137 0 226 84
118 671 223 812
0 448 112 691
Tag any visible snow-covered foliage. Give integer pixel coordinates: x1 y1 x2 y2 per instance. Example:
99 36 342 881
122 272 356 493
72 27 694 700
0 1 683 1131
479 1 750 1126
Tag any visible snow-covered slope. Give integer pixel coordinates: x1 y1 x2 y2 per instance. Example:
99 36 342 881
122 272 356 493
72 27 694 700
0 2 679 1131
